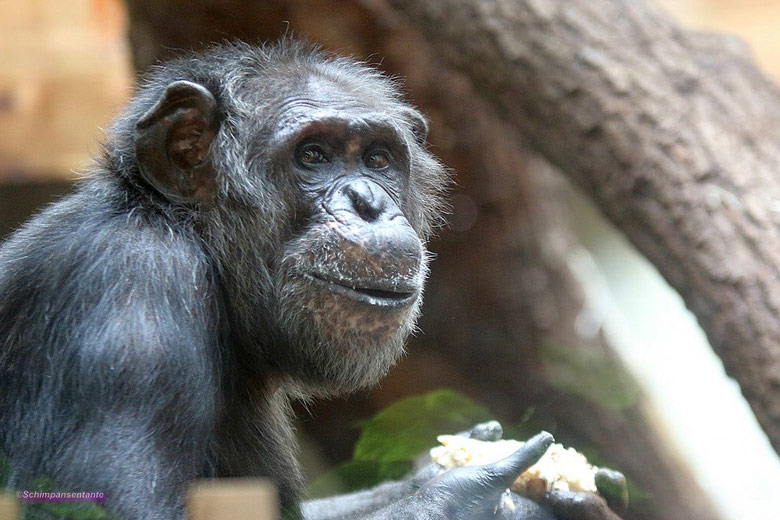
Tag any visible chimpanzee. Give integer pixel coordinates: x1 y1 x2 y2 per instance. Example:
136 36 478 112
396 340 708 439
0 41 625 519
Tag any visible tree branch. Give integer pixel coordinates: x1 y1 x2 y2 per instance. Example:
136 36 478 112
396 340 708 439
385 0 780 454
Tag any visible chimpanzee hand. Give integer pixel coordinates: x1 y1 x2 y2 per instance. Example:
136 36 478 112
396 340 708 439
370 431 555 519
463 422 628 520
302 424 627 520
396 422 628 520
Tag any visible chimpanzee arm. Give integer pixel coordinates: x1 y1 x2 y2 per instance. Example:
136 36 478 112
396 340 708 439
301 464 556 519
301 479 417 519
0 188 220 520
301 433 557 520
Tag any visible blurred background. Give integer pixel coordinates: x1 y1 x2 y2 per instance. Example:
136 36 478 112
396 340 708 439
1 1 779 519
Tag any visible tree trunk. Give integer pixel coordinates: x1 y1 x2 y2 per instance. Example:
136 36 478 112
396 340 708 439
123 1 729 518
386 0 780 457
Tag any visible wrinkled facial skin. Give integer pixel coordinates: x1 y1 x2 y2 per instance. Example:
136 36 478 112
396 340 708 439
240 79 440 395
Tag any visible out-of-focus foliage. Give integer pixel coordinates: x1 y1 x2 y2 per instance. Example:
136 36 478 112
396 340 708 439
542 344 639 412
307 389 492 497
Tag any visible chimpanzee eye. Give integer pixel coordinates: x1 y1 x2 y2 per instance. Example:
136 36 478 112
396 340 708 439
365 150 390 170
297 142 328 166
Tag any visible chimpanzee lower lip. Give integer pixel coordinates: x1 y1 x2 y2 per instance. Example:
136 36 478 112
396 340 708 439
305 273 418 307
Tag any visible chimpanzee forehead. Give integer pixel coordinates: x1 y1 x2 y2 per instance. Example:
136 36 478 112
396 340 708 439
298 74 395 110
266 75 409 146
243 62 403 118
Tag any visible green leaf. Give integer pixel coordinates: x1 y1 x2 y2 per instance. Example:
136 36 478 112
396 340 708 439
306 389 492 498
353 389 492 464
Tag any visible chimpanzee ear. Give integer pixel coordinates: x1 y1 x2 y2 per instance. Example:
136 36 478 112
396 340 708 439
134 80 220 204
402 107 429 145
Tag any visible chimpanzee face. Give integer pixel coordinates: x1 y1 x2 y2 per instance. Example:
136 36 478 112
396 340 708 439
265 77 440 392
133 52 447 394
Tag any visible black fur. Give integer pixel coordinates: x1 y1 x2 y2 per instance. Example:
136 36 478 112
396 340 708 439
0 40 446 519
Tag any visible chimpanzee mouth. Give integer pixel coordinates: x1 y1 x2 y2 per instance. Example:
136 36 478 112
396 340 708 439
306 273 418 308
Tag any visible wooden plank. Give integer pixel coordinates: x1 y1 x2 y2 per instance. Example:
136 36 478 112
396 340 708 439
0 491 19 520
188 479 278 520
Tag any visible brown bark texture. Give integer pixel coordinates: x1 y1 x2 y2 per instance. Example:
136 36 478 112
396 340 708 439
120 0 743 518
384 0 780 456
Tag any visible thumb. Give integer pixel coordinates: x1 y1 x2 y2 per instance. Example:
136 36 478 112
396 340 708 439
416 432 554 520
479 431 554 490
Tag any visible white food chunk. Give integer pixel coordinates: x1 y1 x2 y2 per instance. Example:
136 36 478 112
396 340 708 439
430 435 598 500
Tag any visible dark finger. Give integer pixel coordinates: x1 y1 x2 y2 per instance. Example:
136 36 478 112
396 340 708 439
544 490 623 520
465 420 504 441
480 431 554 490
595 468 628 514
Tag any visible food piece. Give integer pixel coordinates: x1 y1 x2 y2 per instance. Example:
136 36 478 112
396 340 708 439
430 435 599 501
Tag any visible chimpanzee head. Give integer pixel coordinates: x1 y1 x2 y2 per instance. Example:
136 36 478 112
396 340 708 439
112 41 447 394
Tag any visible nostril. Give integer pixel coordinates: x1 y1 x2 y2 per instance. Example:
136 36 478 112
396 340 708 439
345 181 386 222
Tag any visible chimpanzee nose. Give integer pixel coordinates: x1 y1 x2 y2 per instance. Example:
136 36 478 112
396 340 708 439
343 180 388 222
